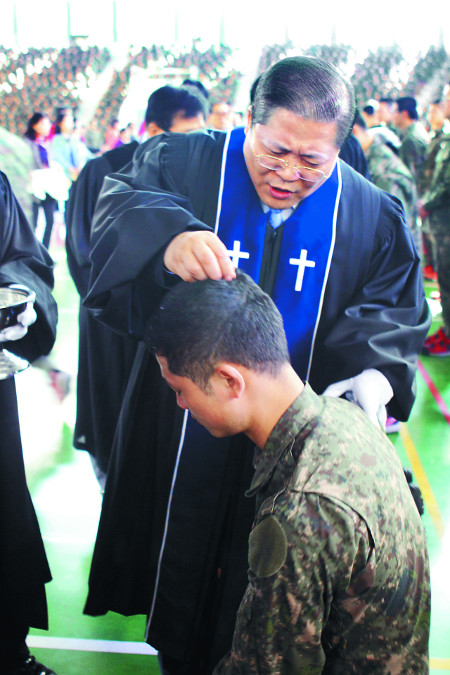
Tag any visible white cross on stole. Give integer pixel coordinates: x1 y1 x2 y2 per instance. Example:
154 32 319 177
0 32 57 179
227 240 250 267
289 249 316 291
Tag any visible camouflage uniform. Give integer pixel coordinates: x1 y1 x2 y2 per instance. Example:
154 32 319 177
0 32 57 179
422 132 450 333
418 127 448 197
214 384 430 674
417 128 448 266
366 134 417 226
397 123 429 258
398 121 429 189
0 127 33 224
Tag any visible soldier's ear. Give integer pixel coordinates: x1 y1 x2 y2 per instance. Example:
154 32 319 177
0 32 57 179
147 122 164 137
214 363 246 400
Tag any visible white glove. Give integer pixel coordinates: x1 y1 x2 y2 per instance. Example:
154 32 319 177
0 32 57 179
0 286 37 342
323 369 394 429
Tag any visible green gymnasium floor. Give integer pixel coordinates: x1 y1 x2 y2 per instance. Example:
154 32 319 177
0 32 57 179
16 233 450 674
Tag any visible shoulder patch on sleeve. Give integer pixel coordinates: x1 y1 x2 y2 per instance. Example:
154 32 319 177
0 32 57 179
248 515 288 578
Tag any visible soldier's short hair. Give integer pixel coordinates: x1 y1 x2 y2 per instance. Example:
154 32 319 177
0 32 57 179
397 96 419 120
148 271 290 391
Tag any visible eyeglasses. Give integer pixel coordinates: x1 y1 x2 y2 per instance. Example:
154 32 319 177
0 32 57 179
253 151 330 183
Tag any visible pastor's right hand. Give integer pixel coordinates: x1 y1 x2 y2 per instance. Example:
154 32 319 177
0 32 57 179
164 231 236 282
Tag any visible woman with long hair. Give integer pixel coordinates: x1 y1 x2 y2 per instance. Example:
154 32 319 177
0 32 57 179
24 112 57 249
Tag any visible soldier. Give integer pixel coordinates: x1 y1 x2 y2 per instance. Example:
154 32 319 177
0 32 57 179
421 89 450 356
393 96 430 184
0 127 34 224
362 99 400 154
353 110 416 226
149 271 431 674
393 96 430 261
419 99 450 279
353 109 418 443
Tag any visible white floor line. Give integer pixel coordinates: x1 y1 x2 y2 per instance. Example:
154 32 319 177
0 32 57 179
27 636 157 655
55 308 79 314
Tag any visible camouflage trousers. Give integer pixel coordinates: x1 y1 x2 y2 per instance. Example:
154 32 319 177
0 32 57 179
430 231 450 334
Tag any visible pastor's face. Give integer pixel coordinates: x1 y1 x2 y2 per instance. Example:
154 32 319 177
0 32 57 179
243 107 339 209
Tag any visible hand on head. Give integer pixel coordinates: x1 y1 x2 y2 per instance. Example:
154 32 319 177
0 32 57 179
164 231 236 282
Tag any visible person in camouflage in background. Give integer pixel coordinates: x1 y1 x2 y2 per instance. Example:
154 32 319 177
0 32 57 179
353 109 420 434
393 97 430 184
0 126 33 224
418 99 450 279
393 96 430 260
149 271 431 675
352 110 417 225
421 89 450 357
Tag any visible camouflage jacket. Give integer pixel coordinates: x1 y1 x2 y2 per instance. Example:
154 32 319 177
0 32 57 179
398 122 429 190
366 135 417 224
0 127 33 223
422 132 450 233
418 128 448 195
214 384 430 674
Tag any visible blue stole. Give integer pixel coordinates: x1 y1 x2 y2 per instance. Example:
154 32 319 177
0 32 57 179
148 126 342 631
216 126 341 379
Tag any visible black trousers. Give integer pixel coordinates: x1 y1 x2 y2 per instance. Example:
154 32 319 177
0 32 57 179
32 194 57 249
0 620 29 671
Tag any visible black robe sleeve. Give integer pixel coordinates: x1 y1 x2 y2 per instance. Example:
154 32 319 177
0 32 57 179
0 171 57 362
309 162 431 420
339 134 371 180
65 141 139 298
85 131 223 338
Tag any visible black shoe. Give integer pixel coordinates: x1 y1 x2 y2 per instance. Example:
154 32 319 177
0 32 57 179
409 483 425 516
9 655 57 675
404 468 413 484
403 468 424 516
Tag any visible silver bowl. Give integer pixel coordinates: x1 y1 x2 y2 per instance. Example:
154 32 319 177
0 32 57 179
0 285 36 379
0 286 36 331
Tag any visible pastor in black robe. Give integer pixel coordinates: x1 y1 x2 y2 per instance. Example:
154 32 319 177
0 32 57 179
65 141 139 474
0 171 57 642
84 130 430 672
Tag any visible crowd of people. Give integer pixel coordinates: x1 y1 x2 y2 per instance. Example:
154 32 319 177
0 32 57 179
0 50 449 674
0 45 111 137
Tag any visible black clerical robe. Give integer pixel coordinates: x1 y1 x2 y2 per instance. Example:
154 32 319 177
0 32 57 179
84 130 430 670
65 142 139 473
0 171 57 630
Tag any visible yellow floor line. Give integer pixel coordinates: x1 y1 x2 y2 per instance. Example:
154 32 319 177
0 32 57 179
430 657 450 670
400 424 446 541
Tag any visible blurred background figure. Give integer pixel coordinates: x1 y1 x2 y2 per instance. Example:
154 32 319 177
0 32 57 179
419 98 450 281
353 109 416 226
420 89 450 357
393 96 430 181
393 96 430 261
207 101 234 130
378 97 397 128
102 118 120 152
49 109 92 185
84 118 104 155
0 126 34 225
24 113 58 250
363 99 401 153
114 126 132 147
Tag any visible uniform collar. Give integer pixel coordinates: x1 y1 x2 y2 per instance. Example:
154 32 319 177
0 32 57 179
247 383 323 496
